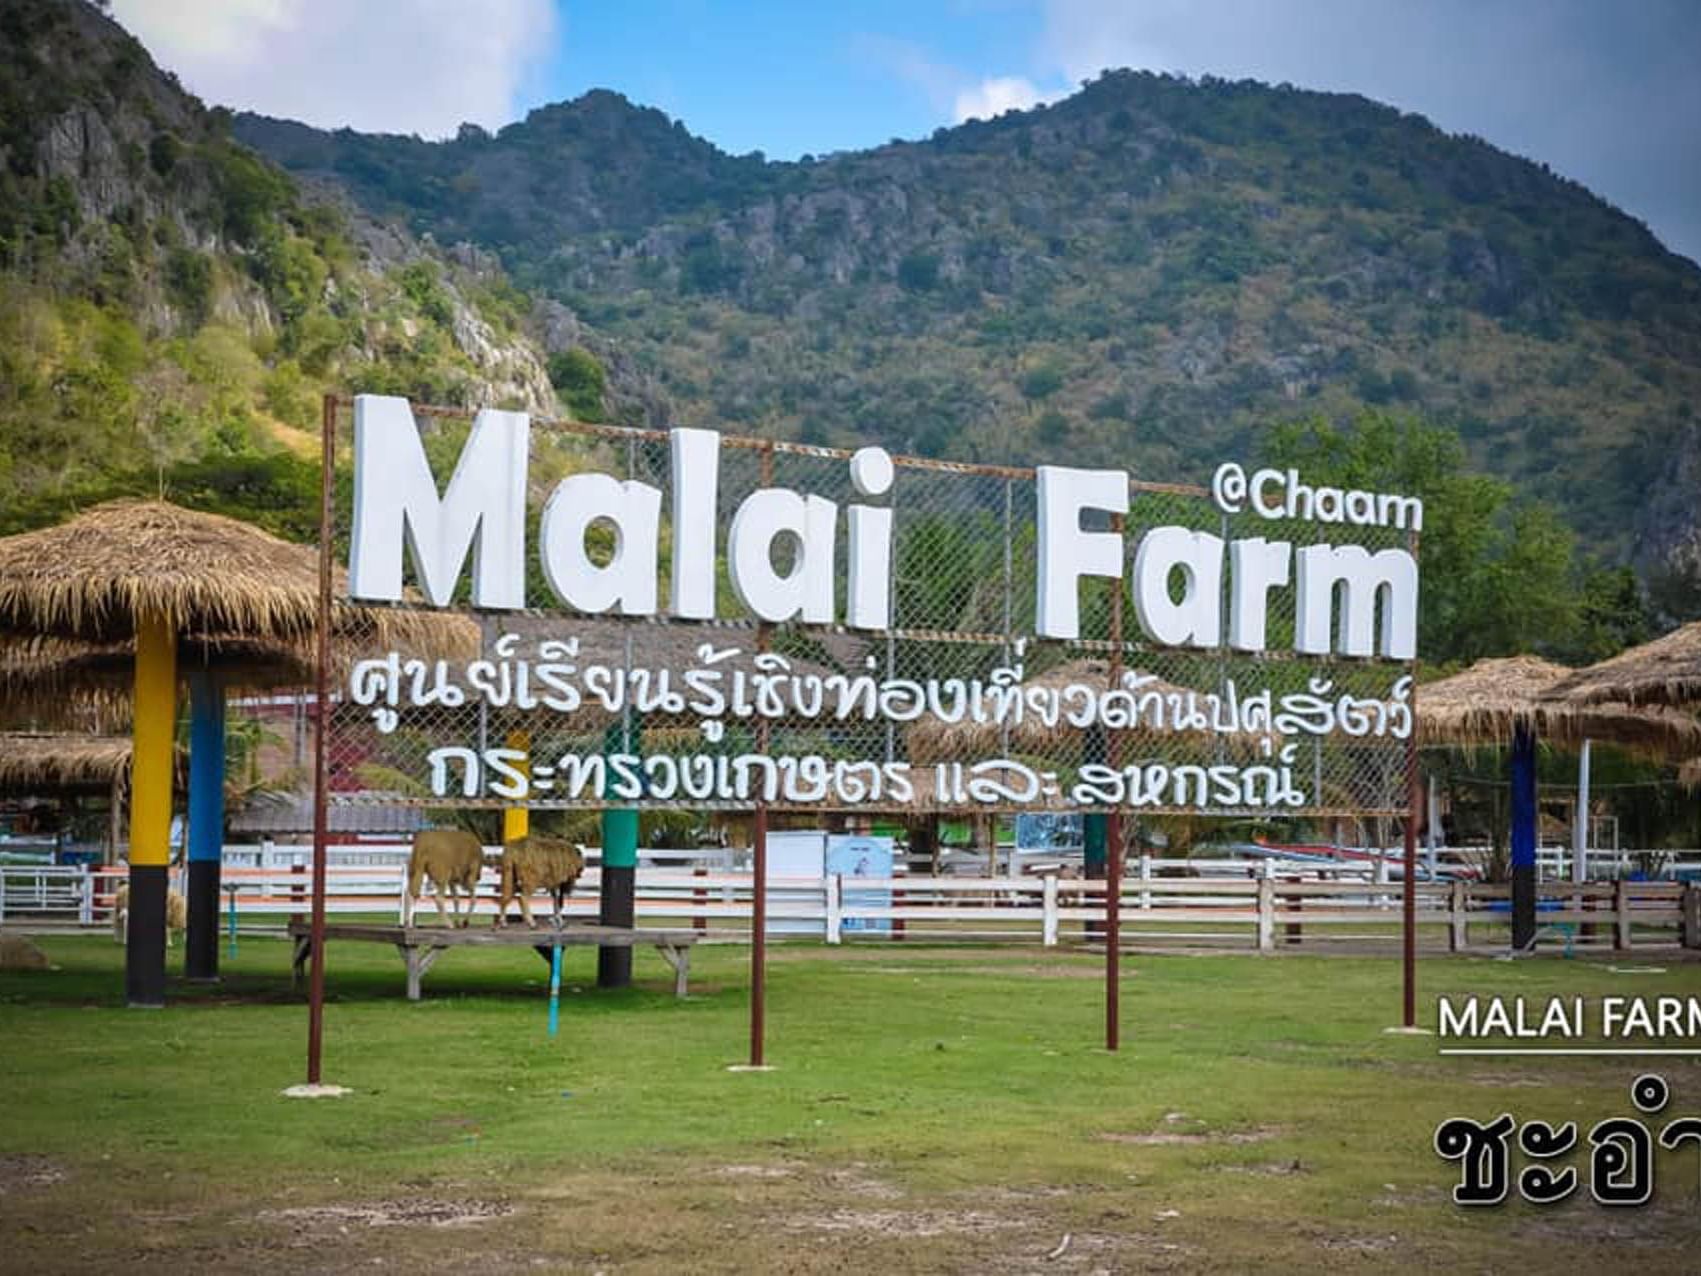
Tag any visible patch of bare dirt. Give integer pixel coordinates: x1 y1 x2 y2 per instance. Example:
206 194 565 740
821 1165 904 1199
713 1163 797 1179
258 1199 514 1230
977 1231 1194 1273
1099 1127 1280 1146
0 1155 65 1194
784 1207 1023 1238
1514 1202 1701 1247
1319 1233 1401 1254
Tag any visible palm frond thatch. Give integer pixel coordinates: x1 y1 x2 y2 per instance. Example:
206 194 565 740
1547 621 1701 709
0 632 316 698
0 733 136 793
0 499 476 658
1418 655 1701 760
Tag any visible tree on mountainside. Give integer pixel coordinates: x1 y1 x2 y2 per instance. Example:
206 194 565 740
548 348 607 422
1261 410 1648 667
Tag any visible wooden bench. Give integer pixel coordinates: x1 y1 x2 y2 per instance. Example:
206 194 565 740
287 919 698 1001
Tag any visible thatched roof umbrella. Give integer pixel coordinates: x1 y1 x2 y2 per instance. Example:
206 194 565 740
0 632 315 708
1547 622 1701 709
0 500 476 1001
0 732 136 791
0 732 182 859
0 501 466 652
1417 654 1701 952
1419 655 1701 758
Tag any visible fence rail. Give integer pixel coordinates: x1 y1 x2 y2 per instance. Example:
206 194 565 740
5 862 1696 954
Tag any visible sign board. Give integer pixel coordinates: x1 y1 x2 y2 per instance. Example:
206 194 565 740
826 834 894 935
765 830 825 937
324 395 1419 818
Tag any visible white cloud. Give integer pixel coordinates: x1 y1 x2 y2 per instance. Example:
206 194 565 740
853 34 963 115
110 0 558 137
952 75 1051 123
1029 0 1701 262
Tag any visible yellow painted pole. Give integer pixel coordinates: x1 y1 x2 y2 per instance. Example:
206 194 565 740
503 730 530 843
126 608 177 1006
499 731 529 929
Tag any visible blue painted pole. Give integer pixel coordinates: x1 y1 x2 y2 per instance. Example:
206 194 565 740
548 944 562 1036
1510 722 1538 951
185 672 225 980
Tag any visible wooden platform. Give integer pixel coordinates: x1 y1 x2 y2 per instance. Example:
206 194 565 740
287 920 698 1001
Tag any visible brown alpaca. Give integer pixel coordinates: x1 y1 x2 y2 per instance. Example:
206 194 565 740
495 836 586 929
405 829 485 927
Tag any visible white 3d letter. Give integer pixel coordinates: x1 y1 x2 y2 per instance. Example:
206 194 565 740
670 428 720 619
349 394 529 608
539 474 662 615
1036 466 1128 640
727 489 837 623
1295 544 1418 659
1133 527 1224 649
1227 537 1292 652
846 446 894 630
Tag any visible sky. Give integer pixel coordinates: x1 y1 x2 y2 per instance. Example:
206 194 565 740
111 0 1701 264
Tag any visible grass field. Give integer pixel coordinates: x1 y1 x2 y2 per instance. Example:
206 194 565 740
2 934 1700 1273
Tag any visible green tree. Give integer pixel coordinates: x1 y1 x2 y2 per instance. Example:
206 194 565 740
548 347 607 422
1262 410 1583 664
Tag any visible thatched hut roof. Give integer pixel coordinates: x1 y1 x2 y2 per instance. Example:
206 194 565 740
0 500 474 658
1547 621 1701 709
1418 655 1701 759
0 733 139 794
0 632 317 700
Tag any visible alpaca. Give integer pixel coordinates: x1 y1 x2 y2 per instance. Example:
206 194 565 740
494 836 586 929
405 829 485 927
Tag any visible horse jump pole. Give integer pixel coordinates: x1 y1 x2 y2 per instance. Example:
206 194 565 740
306 393 336 1084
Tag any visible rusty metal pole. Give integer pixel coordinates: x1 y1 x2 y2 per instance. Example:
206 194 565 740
1106 509 1125 1052
1402 727 1419 1028
750 805 768 1066
307 393 336 1084
749 442 774 1068
1401 535 1420 1030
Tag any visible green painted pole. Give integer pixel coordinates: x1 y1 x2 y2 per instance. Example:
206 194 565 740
598 723 639 988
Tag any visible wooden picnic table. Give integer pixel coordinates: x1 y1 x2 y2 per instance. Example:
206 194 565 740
287 919 698 1001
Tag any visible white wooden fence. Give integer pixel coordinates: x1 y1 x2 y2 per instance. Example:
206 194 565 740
4 861 1697 953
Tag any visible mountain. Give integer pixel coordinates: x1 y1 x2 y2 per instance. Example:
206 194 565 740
0 0 596 535
235 72 1701 577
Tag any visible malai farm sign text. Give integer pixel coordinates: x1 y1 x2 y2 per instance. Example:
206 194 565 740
348 396 1419 660
331 395 1420 816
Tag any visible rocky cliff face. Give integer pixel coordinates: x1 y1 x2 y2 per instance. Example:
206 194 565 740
2 0 560 416
239 69 1701 576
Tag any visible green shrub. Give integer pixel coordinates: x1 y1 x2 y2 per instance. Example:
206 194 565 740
548 347 607 422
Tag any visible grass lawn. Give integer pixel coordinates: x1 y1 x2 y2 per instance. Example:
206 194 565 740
2 934 1699 1273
